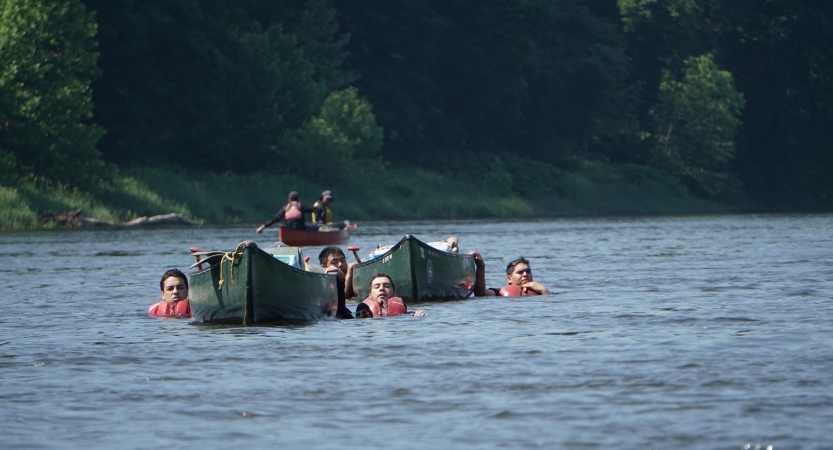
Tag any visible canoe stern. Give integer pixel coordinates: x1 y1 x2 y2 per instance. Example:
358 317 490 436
352 235 475 303
189 241 338 324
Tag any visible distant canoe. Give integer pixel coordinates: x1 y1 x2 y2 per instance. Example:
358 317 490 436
279 226 349 247
352 235 475 303
189 241 338 324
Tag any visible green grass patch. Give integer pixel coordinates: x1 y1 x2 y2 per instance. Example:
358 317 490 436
541 161 730 215
0 162 739 231
0 185 38 230
122 166 534 223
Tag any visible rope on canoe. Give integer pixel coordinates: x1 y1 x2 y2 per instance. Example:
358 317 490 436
218 240 255 290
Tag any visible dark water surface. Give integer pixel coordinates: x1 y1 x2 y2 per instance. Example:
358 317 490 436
2 215 832 449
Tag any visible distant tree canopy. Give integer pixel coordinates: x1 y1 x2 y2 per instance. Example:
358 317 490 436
618 0 833 204
84 0 356 173
337 0 639 170
0 0 105 189
649 54 744 197
2 0 833 207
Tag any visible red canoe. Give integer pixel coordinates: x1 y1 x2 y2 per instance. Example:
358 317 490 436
279 226 350 247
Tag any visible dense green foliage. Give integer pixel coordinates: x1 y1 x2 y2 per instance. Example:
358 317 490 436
648 54 744 196
2 0 833 228
619 0 833 205
337 0 638 170
0 0 105 189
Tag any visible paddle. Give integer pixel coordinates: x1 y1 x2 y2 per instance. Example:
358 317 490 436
347 246 361 263
190 246 204 270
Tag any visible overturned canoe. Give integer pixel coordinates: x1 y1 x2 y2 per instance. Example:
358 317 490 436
189 241 338 324
279 226 350 247
351 235 475 303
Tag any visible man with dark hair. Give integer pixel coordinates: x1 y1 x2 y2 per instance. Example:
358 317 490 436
355 273 425 318
256 190 318 233
471 253 551 297
312 190 334 225
148 269 192 317
309 190 349 231
318 246 355 319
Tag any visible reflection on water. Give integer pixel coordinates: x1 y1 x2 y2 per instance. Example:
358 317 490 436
2 215 832 449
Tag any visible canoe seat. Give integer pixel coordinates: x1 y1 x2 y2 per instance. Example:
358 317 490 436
263 245 303 269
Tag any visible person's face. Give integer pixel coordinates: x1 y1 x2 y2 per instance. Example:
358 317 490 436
324 253 347 273
370 277 394 302
507 263 533 285
161 276 188 304
323 197 333 205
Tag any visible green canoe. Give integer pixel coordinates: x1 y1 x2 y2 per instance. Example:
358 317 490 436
351 235 475 303
189 241 338 324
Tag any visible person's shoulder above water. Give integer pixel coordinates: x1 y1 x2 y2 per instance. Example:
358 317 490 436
355 273 425 318
149 269 192 318
148 299 191 316
470 252 551 297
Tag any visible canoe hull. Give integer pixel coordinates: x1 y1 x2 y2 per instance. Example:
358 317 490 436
189 242 337 324
352 235 475 303
279 227 349 247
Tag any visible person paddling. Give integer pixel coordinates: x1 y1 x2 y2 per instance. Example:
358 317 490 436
256 191 318 234
309 190 349 231
356 273 426 318
148 269 192 317
471 253 551 297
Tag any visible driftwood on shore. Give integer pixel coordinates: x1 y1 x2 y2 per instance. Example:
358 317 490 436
41 209 196 228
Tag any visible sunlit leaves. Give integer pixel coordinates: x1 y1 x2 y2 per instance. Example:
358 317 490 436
649 54 744 196
0 0 105 189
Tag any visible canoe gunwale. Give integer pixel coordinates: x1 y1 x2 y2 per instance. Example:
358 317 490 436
279 226 350 247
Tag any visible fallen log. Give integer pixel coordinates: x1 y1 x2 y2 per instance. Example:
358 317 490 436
40 209 89 228
42 210 195 228
122 213 196 226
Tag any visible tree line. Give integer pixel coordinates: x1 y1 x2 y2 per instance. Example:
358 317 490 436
2 0 832 207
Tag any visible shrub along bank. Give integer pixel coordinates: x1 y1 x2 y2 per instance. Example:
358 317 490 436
0 162 739 231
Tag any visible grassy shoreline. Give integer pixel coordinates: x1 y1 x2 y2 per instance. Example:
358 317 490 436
0 163 747 231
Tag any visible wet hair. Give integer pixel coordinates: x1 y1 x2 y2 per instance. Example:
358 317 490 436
356 302 372 318
160 268 188 291
505 256 530 275
369 273 395 293
318 246 345 266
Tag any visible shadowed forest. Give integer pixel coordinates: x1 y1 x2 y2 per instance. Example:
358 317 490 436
2 0 833 229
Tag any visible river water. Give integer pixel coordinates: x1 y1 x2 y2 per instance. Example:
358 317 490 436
2 215 832 449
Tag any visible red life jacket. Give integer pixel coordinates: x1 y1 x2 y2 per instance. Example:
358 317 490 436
285 201 303 221
498 285 539 297
148 299 192 317
362 297 408 317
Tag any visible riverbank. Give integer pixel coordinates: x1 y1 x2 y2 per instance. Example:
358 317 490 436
0 162 740 231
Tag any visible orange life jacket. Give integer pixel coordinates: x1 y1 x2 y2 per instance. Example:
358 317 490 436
148 299 192 317
498 285 539 297
361 297 408 317
285 201 303 221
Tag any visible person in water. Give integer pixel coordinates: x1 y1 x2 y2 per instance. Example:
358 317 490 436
356 273 426 318
256 190 318 233
471 253 551 297
318 246 355 319
148 269 192 317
